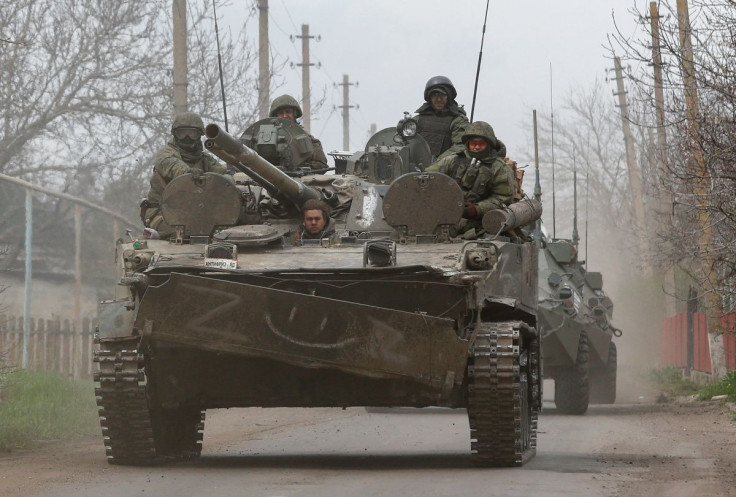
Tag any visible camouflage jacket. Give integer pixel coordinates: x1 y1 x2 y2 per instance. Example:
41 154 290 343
414 101 469 160
307 135 329 170
145 141 226 205
426 145 514 216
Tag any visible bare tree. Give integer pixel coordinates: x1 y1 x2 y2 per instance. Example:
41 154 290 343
608 1 736 317
0 0 270 275
521 79 656 251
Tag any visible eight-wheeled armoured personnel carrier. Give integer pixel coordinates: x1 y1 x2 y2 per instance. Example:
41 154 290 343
94 120 543 467
537 237 620 414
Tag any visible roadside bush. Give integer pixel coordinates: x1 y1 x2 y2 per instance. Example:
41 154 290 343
0 369 99 451
697 369 736 402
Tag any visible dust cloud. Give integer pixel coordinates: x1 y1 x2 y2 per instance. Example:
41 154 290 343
583 222 666 402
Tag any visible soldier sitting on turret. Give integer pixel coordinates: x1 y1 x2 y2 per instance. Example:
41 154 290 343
268 94 328 170
141 112 227 238
414 76 469 161
298 198 335 241
426 121 514 238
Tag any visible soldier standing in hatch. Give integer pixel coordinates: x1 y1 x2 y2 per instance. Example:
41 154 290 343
141 112 227 238
415 76 469 161
426 121 514 238
269 94 328 170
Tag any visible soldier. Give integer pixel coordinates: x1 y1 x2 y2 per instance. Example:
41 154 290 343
269 94 328 170
426 121 514 237
141 112 227 238
299 198 335 240
414 76 469 161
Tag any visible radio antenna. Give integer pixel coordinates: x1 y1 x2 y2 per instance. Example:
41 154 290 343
213 0 229 131
469 0 490 123
572 148 579 249
532 109 544 241
585 151 590 264
550 63 557 239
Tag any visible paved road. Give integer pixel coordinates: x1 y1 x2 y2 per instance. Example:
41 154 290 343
2 396 735 497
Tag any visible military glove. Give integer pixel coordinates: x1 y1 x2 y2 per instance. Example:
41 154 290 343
463 202 478 219
187 167 204 178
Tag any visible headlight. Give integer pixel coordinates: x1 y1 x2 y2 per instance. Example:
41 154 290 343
397 118 418 138
558 287 574 300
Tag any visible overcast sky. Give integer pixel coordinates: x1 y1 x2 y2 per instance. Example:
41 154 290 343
223 0 643 159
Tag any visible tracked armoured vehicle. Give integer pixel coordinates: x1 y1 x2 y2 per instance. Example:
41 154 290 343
94 119 543 467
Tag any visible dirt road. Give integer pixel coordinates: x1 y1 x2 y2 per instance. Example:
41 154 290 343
2 394 735 497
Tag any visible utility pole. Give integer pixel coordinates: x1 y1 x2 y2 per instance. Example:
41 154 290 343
73 205 82 378
649 1 677 317
611 56 649 268
294 24 319 133
172 0 188 115
258 0 270 119
676 0 726 378
337 74 358 150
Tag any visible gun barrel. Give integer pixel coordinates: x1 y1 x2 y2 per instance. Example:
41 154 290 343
482 199 543 235
204 124 321 208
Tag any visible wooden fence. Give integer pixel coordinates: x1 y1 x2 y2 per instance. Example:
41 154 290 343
0 314 97 379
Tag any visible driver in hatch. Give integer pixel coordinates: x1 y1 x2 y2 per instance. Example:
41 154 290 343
299 199 335 240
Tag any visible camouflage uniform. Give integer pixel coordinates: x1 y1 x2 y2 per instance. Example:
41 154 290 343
143 112 227 237
415 76 469 161
426 121 514 235
269 95 328 170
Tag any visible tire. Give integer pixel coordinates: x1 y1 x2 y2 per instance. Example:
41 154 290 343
554 330 590 415
590 341 617 404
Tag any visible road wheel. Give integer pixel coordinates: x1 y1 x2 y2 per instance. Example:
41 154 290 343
590 341 617 404
554 330 590 415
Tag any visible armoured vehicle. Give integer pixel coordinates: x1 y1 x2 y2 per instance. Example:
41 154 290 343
94 120 543 467
533 166 620 414
537 237 620 414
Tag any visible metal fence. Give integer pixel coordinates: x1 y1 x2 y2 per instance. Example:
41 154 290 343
661 312 736 373
0 314 97 379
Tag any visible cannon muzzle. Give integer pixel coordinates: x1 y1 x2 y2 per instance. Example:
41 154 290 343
204 124 321 209
482 199 543 235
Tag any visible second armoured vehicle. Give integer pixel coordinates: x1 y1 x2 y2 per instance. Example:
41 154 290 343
95 120 543 466
533 163 620 414
537 235 621 414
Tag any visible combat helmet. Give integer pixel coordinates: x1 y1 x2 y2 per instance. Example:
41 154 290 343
269 94 303 119
171 112 205 133
462 121 497 145
423 76 457 102
462 121 498 159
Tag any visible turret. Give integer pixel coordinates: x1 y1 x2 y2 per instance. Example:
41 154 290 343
204 124 323 210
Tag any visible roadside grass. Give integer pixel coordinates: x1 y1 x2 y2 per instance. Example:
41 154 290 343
648 366 700 398
697 369 736 402
0 368 100 451
649 366 736 406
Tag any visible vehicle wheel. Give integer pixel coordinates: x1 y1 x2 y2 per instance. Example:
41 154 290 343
590 341 617 404
554 330 590 414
